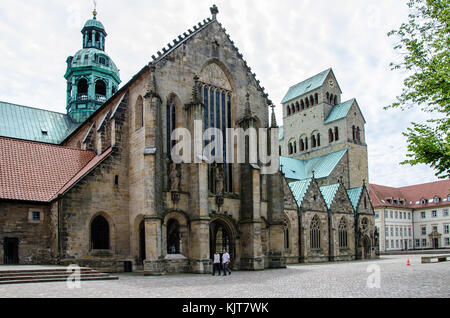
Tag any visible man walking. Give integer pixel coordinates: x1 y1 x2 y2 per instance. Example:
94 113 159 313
212 251 222 276
222 249 231 276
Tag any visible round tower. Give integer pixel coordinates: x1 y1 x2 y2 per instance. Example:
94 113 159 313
65 9 121 123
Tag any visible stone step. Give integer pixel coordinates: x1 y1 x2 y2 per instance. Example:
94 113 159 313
0 269 98 277
0 276 119 285
0 273 110 281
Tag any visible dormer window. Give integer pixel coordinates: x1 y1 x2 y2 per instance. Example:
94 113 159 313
433 197 440 203
421 199 427 205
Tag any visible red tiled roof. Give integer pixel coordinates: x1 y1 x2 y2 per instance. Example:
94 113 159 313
369 180 450 209
0 137 96 202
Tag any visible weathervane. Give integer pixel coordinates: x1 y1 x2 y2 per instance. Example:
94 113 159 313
93 0 98 19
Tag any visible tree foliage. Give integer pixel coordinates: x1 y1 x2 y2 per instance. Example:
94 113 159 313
386 0 449 178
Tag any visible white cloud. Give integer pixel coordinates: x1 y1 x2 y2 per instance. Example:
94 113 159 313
0 0 442 187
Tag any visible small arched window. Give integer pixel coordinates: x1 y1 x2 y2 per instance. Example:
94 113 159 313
288 143 293 155
77 78 88 96
301 100 305 110
317 133 321 147
310 216 321 249
315 93 319 104
95 80 107 97
293 141 297 153
300 139 305 152
305 98 310 108
352 126 356 140
310 96 314 106
291 104 296 114
312 135 317 148
326 92 330 102
329 129 334 143
334 95 337 105
356 127 361 142
287 106 291 116
305 137 309 150
296 102 300 112
334 127 339 141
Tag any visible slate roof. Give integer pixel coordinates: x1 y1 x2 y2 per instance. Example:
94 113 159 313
347 187 364 211
320 183 341 209
0 137 99 202
280 149 347 180
369 181 450 209
324 99 357 124
0 101 80 144
281 68 341 104
288 178 312 208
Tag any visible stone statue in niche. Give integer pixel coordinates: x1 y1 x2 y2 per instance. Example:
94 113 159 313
170 163 181 192
215 165 224 195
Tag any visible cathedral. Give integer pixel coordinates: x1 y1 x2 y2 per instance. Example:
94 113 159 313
0 6 377 274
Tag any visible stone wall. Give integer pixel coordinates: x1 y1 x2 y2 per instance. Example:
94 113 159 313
0 201 54 265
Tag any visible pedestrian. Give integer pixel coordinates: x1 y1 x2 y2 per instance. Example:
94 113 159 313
222 249 231 276
212 251 222 276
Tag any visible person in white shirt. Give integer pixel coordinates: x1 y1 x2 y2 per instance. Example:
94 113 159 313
222 249 231 276
212 251 222 276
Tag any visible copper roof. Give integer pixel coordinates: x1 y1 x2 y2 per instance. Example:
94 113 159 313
0 137 96 202
369 180 450 209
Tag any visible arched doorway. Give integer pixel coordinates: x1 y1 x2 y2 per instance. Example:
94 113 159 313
167 219 181 254
210 219 235 266
91 215 110 250
139 220 146 264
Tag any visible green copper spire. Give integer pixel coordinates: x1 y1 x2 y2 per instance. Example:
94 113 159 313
64 10 121 123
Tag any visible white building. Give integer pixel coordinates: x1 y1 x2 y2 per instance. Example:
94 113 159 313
370 180 450 252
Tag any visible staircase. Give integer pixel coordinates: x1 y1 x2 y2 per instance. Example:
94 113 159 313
0 267 119 285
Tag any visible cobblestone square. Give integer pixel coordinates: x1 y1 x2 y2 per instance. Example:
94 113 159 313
0 255 449 298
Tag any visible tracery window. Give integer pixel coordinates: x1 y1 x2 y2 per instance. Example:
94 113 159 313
339 218 348 248
199 64 233 193
310 216 321 249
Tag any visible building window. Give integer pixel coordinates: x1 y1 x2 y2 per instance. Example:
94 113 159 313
422 239 427 247
445 238 450 246
384 211 388 218
434 197 440 203
409 227 411 236
390 227 394 236
395 211 398 219
390 211 393 218
310 216 321 249
339 218 348 248
444 209 449 217
395 227 399 236
421 226 426 235
386 240 389 248
385 227 389 237
334 127 339 141
396 240 399 248
408 212 411 219
375 212 379 219
432 210 437 218
328 129 334 143
32 212 41 221
421 211 426 219
399 212 403 219
444 225 449 234
432 226 438 232
400 227 403 236
415 239 420 247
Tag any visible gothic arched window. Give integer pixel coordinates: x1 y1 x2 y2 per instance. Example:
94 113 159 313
334 127 339 141
91 215 110 250
287 105 291 116
352 126 356 140
305 137 309 150
310 216 321 249
166 96 177 157
356 127 361 142
167 219 181 254
339 218 348 248
317 133 321 147
310 96 314 106
296 102 300 112
315 93 319 104
301 100 305 110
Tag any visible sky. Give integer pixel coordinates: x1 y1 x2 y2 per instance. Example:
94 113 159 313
0 0 443 187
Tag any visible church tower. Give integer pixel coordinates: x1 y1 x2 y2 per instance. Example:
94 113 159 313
64 8 121 123
280 68 369 188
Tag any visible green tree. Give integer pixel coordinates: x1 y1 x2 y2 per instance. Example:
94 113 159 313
386 0 449 178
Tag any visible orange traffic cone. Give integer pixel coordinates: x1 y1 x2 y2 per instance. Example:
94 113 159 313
406 257 411 266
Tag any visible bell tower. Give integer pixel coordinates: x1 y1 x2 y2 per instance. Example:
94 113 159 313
64 8 121 123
